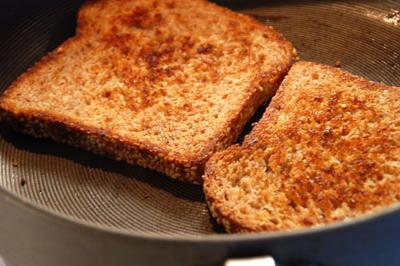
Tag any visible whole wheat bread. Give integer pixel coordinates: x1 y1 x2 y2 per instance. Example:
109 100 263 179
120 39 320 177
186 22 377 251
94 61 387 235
0 0 296 184
204 61 400 232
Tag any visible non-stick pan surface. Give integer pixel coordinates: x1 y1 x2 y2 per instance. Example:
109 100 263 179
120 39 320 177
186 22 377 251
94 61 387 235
0 1 399 265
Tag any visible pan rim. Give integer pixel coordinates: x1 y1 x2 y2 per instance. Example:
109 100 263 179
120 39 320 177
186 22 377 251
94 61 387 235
1 0 400 244
1 184 399 242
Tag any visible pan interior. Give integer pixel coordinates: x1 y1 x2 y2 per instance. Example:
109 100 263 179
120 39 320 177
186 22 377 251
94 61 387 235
0 0 399 236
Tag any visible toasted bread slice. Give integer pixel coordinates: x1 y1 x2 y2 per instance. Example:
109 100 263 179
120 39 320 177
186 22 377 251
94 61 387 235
204 61 400 232
0 0 296 184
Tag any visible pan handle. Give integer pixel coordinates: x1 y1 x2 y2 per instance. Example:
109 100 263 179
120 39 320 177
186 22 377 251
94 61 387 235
224 256 319 266
0 255 7 266
224 256 277 266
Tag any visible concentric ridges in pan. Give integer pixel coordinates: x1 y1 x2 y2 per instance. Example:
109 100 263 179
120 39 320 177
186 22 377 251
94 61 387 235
0 134 216 235
239 1 400 85
0 0 399 236
0 1 81 91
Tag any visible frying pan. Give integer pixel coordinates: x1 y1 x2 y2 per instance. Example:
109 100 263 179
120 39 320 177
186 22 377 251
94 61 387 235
0 1 399 265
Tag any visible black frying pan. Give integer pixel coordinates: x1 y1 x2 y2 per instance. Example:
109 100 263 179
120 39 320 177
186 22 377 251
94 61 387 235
0 1 399 266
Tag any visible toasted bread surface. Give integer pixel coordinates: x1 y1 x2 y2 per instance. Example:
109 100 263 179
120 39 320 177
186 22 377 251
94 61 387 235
204 61 400 232
0 0 296 183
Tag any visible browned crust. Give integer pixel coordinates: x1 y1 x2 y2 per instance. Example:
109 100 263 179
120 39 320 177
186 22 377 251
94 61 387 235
243 61 400 147
203 61 400 232
0 108 204 182
0 0 297 184
0 65 288 184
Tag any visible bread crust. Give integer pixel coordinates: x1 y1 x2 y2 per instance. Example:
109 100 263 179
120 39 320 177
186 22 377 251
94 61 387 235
0 67 287 184
0 0 296 184
204 61 400 231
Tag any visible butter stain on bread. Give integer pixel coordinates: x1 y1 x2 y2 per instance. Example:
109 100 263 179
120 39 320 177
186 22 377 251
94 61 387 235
204 61 400 232
0 0 297 184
